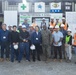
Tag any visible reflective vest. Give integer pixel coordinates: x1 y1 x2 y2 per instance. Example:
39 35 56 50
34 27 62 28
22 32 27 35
73 34 76 45
65 35 70 44
62 23 68 30
49 22 56 28
56 22 61 26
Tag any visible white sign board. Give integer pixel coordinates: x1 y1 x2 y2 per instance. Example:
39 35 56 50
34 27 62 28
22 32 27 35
18 3 29 12
34 2 45 12
66 12 76 35
4 11 18 27
50 2 61 10
50 2 61 13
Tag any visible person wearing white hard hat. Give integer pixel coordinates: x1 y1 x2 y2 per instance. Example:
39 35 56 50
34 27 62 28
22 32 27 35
61 17 68 30
60 24 67 59
65 28 72 63
29 25 35 40
18 25 30 63
49 17 56 28
53 25 63 62
55 18 61 27
40 18 46 30
10 25 20 62
49 25 54 33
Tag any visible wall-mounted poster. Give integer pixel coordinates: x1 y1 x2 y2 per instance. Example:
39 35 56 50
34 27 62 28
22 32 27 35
19 14 32 25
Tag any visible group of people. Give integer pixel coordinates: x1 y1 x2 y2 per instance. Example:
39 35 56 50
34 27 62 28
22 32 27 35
0 17 76 64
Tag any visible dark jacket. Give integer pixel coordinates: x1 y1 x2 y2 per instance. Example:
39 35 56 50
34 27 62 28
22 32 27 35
0 29 10 43
10 31 20 44
19 31 29 42
31 31 42 44
60 29 67 38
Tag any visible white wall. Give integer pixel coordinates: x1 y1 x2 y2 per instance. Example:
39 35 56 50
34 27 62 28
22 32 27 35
4 11 18 27
75 4 76 11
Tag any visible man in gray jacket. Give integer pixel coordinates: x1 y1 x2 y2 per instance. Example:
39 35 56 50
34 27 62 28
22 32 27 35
41 25 52 62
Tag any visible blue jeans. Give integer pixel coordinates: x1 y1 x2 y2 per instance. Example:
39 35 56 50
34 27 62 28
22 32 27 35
1 42 9 58
11 44 19 62
74 46 76 54
18 42 30 61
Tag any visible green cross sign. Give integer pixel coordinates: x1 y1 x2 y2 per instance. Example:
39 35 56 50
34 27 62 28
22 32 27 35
21 4 27 10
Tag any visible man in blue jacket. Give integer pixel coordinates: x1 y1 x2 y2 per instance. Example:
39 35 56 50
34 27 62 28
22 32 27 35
31 26 42 62
0 23 10 61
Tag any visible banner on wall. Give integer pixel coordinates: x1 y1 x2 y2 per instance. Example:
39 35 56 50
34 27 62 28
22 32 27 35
34 2 45 12
66 12 76 35
19 13 63 25
50 2 61 13
18 3 29 12
19 14 32 25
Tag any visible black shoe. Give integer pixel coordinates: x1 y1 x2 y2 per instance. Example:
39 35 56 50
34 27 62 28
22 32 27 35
11 60 14 62
67 60 71 63
33 60 35 62
33 59 35 62
64 57 66 59
26 60 30 62
15 58 18 61
75 62 76 64
38 59 41 61
28 60 30 62
18 61 21 63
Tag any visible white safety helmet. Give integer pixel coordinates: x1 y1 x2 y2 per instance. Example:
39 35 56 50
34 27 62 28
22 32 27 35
19 24 22 26
22 25 26 28
55 25 59 28
13 44 18 50
62 17 65 20
51 17 54 19
42 18 45 20
49 26 53 28
67 29 71 32
61 24 65 27
30 45 35 50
